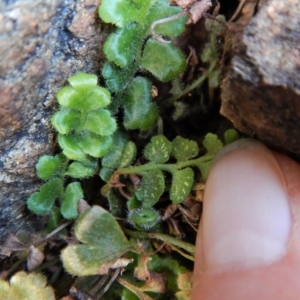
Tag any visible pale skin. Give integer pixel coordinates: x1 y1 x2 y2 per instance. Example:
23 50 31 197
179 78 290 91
191 139 300 299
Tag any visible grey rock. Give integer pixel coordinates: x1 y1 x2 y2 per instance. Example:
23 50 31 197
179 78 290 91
0 0 104 243
221 0 300 156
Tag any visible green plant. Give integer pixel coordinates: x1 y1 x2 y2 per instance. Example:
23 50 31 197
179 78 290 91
0 272 55 300
20 0 239 299
102 132 228 230
99 0 187 128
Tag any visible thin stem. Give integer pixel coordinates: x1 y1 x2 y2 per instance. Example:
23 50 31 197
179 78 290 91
114 154 214 177
168 244 194 261
124 229 195 255
167 61 217 103
33 221 72 248
97 269 120 298
148 232 195 255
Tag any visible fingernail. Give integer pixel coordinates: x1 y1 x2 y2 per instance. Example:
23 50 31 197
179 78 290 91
203 139 291 272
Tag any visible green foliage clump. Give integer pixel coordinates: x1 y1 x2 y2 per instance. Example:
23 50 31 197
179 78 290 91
99 0 187 129
103 131 236 230
23 0 240 298
0 272 55 300
27 153 97 221
52 73 116 160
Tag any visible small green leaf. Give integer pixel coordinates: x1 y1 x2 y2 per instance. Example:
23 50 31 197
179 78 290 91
99 167 115 182
103 23 141 68
170 168 194 204
36 154 67 181
119 141 137 168
56 86 82 109
27 178 63 215
83 109 117 136
58 134 86 160
144 135 172 163
102 132 130 168
99 0 156 27
68 73 98 93
51 108 80 135
46 207 62 233
171 136 199 162
0 271 55 300
61 182 84 219
65 158 98 179
102 62 133 93
224 129 239 145
107 189 127 216
76 131 113 158
141 39 185 82
123 77 158 129
127 207 161 230
136 170 165 208
147 1 186 37
56 84 111 112
202 133 224 155
61 206 131 275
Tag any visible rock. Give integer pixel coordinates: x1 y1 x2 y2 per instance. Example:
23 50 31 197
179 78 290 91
0 0 105 243
221 0 300 156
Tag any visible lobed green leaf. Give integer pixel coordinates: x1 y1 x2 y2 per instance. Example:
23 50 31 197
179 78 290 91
61 182 84 219
0 271 55 300
83 109 117 136
102 62 133 93
202 133 224 155
36 154 67 181
107 189 127 216
76 131 113 158
141 39 185 82
61 206 131 275
224 129 239 145
123 77 158 129
170 168 194 204
146 0 186 37
99 0 157 27
119 141 137 168
56 84 111 112
144 135 172 164
103 23 141 68
58 134 86 160
68 73 98 93
171 136 199 162
65 158 98 179
51 108 80 135
27 178 63 215
102 132 130 168
135 169 165 208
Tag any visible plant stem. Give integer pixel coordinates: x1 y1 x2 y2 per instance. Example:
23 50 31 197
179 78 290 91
167 62 216 103
148 232 195 255
114 154 214 176
124 229 195 255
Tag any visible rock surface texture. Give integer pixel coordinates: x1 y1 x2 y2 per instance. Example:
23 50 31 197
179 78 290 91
221 0 300 156
0 0 103 243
